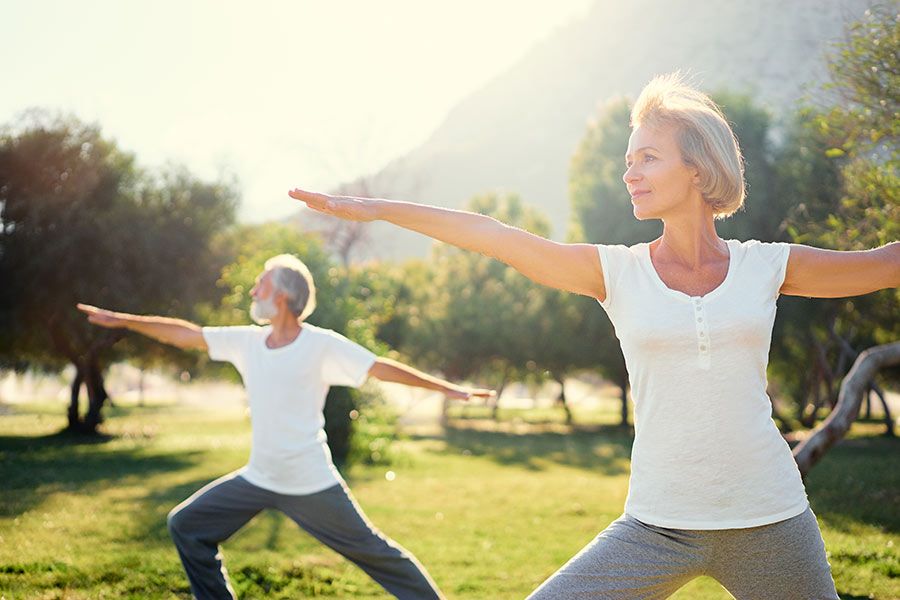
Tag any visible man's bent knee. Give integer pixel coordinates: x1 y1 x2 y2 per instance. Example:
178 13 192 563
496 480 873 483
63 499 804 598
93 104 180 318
167 505 189 536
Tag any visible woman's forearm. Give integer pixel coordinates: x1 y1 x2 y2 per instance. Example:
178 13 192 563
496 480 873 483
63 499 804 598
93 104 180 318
371 198 513 260
289 188 606 297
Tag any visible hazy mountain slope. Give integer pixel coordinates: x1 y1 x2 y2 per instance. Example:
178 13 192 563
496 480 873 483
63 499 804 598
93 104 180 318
314 0 872 260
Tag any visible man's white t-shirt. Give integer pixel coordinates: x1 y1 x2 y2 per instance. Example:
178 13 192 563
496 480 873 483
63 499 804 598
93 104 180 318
202 323 376 495
596 239 809 529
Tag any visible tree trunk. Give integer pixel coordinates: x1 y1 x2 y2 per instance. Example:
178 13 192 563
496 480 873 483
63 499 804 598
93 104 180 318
139 368 145 407
50 314 122 434
800 364 822 428
829 330 894 435
863 388 872 420
83 360 109 433
617 366 629 427
491 370 509 421
793 342 900 478
869 384 895 437
769 397 795 434
67 365 84 430
555 375 572 425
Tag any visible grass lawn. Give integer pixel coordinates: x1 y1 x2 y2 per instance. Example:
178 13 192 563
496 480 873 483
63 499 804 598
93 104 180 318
0 401 897 599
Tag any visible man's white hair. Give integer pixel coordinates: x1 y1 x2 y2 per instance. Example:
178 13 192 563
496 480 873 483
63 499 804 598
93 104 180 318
264 254 317 320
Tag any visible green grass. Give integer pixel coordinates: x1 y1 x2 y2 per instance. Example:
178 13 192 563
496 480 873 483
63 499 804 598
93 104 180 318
0 401 897 599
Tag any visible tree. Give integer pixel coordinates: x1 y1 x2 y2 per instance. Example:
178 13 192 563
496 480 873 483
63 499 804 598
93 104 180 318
794 342 900 476
782 3 900 440
395 193 553 421
0 112 237 433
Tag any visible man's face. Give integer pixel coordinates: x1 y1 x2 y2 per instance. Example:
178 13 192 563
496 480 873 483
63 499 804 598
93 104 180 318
249 270 279 324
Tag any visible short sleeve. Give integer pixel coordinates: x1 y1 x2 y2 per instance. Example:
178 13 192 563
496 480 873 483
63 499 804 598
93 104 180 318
747 241 792 298
595 244 634 311
202 326 260 366
321 331 377 388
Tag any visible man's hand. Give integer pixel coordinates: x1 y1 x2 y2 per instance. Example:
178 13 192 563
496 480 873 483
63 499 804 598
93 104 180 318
445 387 496 402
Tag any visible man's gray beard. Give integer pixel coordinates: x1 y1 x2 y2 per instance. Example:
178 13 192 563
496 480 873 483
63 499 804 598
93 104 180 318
250 297 277 324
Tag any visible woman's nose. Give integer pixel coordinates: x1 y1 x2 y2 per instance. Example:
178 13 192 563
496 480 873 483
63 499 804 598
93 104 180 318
623 165 640 184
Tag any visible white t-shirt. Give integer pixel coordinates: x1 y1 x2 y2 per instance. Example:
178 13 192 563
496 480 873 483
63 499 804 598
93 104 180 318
596 239 808 529
202 323 376 495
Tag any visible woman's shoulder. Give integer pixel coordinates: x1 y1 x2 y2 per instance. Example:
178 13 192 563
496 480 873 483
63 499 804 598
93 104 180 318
595 240 649 255
729 239 792 272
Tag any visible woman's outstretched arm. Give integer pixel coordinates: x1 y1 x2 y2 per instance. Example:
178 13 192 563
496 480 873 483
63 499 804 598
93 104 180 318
288 189 607 300
781 242 900 298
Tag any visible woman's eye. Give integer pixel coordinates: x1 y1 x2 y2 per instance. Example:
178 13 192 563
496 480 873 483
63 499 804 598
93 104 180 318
644 155 657 162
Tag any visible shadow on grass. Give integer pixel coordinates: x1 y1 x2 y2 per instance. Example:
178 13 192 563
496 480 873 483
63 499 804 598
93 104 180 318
0 430 201 518
426 421 634 476
804 435 900 535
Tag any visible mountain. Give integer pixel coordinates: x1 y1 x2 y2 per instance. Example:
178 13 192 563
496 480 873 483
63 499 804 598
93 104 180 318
303 0 873 260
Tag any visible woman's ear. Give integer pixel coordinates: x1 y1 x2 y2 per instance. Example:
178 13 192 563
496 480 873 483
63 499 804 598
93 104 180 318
690 165 702 186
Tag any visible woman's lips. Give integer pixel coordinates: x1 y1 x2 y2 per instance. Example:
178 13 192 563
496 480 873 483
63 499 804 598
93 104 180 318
630 190 650 201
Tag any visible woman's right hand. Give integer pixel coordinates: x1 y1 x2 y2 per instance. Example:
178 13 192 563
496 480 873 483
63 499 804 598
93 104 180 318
288 188 379 222
76 304 129 329
288 188 606 299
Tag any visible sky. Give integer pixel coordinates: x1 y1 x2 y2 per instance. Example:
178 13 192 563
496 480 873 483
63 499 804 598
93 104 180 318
1 0 594 222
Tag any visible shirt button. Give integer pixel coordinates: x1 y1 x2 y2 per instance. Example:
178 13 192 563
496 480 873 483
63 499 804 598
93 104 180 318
699 331 706 337
700 345 707 351
697 317 703 323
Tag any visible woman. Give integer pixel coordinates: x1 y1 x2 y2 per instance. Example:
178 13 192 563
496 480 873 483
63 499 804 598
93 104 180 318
289 74 898 599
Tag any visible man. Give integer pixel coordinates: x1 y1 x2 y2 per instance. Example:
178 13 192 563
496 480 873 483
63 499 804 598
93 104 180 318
78 253 492 600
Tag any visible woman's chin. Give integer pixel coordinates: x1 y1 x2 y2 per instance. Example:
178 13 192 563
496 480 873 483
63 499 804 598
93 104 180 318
632 206 657 221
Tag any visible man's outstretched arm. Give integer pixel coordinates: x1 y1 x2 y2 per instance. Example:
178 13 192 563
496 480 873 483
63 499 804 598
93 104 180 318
76 304 207 351
368 357 494 401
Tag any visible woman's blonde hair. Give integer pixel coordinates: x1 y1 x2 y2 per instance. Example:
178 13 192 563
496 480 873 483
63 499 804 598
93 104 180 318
631 72 745 218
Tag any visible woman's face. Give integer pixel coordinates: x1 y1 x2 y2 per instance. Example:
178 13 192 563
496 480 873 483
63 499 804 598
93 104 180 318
623 122 701 221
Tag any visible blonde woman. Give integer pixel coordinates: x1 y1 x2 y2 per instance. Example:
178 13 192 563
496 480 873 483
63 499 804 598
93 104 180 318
289 74 899 599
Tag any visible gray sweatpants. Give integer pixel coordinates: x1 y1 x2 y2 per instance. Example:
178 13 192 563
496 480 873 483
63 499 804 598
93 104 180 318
167 472 443 600
528 507 838 599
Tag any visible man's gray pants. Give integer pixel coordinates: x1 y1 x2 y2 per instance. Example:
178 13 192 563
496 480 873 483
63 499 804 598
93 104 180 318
527 507 838 599
167 471 443 600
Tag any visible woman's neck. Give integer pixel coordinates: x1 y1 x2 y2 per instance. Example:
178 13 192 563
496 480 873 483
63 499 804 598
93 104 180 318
655 209 726 269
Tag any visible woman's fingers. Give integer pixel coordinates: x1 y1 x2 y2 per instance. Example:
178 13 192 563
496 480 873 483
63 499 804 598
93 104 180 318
289 189 375 222
76 303 98 314
289 188 329 210
77 304 119 328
